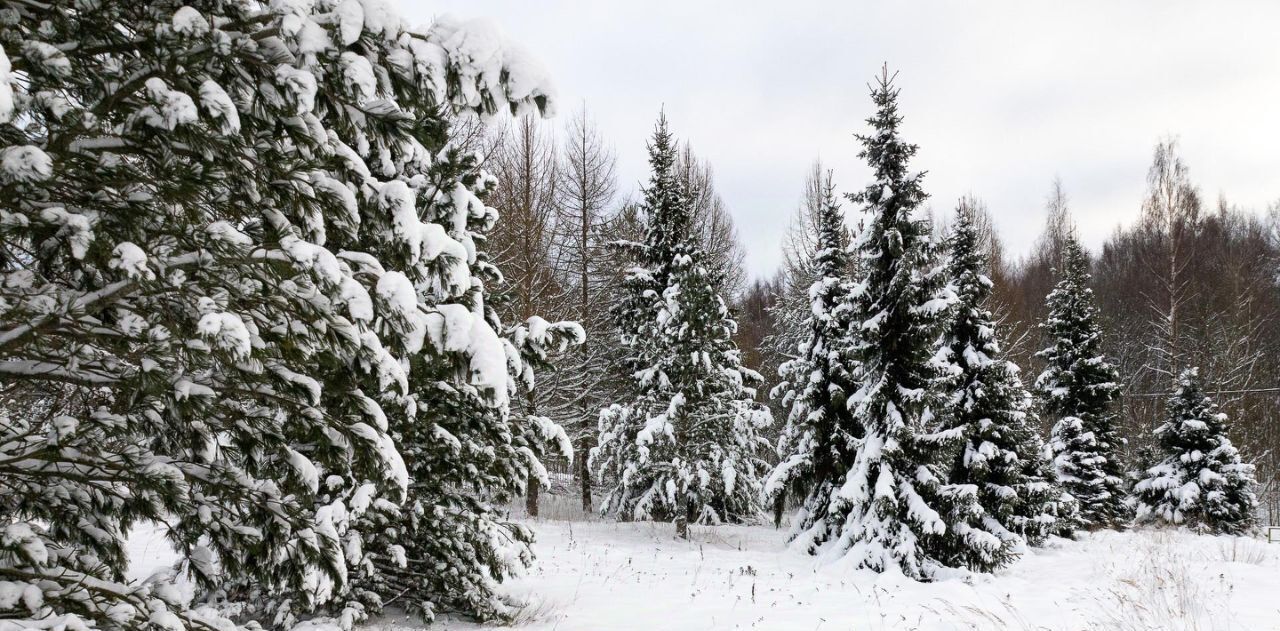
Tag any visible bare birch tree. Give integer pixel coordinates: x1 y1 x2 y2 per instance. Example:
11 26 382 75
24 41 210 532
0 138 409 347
1138 137 1202 391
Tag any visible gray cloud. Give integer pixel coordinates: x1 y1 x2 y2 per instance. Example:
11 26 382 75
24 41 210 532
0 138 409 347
401 0 1280 279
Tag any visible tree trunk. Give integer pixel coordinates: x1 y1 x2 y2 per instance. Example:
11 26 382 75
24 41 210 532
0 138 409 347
526 475 540 518
675 514 688 539
577 444 592 513
772 489 787 529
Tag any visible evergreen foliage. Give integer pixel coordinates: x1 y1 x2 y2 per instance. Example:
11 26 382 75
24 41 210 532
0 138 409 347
0 1 570 628
592 114 771 535
1132 368 1258 534
938 206 1060 550
1035 237 1128 530
765 174 862 534
793 70 1008 578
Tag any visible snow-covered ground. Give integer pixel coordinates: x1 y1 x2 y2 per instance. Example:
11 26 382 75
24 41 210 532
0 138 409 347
125 496 1280 630
365 496 1280 631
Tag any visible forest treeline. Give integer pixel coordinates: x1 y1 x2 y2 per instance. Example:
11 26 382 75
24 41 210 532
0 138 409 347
482 99 1280 526
0 0 1270 627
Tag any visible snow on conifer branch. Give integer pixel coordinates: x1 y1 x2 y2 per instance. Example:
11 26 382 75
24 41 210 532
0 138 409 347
1132 367 1258 534
0 0 568 628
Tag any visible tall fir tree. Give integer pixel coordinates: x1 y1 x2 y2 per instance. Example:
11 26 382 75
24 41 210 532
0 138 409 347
1035 236 1128 530
1132 368 1258 534
795 70 1007 578
939 204 1060 549
764 174 862 532
592 114 771 537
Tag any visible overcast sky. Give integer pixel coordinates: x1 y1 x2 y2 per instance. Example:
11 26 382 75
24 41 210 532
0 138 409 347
398 1 1280 280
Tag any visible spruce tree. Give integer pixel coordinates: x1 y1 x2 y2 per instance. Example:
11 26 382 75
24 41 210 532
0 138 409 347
800 70 1006 578
593 114 771 536
1035 236 1128 530
765 174 862 534
1133 368 1258 534
939 205 1059 549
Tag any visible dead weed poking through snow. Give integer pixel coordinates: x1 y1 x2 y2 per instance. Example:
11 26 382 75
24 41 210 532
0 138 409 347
1211 536 1271 566
1083 531 1240 631
924 596 1049 630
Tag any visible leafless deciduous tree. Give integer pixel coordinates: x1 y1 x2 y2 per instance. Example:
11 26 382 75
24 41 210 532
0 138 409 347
552 105 618 511
676 142 749 299
768 162 848 363
488 114 564 516
489 115 562 322
997 178 1077 397
1137 137 1202 391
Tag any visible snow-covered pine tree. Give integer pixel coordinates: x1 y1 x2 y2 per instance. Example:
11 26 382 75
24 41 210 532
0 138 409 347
939 204 1059 550
1035 236 1129 530
0 2 416 628
360 144 582 619
0 1 568 629
592 114 772 537
1132 368 1258 534
764 174 863 534
797 69 1007 578
274 9 576 626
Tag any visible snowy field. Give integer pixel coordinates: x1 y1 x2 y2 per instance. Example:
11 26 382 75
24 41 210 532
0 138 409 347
125 496 1280 631
357 496 1280 631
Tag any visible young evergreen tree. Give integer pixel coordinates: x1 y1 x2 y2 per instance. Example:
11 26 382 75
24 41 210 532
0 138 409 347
939 204 1060 549
1035 237 1128 530
764 174 862 533
1132 368 1258 534
592 114 771 537
797 70 1007 578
